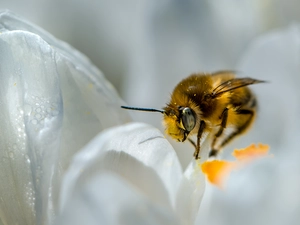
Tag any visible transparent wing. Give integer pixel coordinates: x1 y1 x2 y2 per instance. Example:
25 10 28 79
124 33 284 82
211 78 265 97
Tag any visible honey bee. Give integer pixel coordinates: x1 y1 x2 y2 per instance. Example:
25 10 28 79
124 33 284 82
121 71 265 159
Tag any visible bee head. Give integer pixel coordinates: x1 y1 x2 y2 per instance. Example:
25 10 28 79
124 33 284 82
163 105 196 142
120 105 197 142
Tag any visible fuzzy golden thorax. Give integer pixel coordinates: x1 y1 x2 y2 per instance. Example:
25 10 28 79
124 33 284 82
162 74 213 142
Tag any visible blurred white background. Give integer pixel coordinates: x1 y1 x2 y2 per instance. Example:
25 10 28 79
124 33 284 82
2 0 299 168
1 1 300 224
3 0 298 167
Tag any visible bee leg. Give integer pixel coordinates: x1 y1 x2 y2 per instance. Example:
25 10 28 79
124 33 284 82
217 108 229 136
193 120 206 159
188 138 196 148
220 109 254 148
209 149 219 157
210 108 228 157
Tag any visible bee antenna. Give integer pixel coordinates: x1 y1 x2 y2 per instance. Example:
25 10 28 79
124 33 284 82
121 106 164 114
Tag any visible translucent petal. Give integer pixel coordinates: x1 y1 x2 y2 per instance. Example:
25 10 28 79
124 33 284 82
175 132 214 225
59 122 182 216
0 10 130 224
56 172 179 225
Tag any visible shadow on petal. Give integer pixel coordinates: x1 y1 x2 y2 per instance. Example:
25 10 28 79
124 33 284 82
56 172 180 225
88 150 172 210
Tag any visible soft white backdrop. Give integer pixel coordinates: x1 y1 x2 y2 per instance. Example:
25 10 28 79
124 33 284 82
0 1 300 224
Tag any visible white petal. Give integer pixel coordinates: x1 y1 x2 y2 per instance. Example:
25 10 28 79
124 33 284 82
175 131 213 225
0 10 129 224
56 172 179 225
59 122 182 215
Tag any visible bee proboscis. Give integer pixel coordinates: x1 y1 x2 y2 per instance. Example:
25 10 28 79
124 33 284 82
121 71 265 159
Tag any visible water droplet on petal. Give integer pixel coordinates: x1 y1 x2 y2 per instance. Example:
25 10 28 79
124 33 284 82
31 119 38 125
36 107 41 113
35 114 42 120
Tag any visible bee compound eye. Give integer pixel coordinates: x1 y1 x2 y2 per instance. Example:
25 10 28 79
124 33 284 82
181 107 196 132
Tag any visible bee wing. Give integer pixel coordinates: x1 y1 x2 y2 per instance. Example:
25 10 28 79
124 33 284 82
211 78 265 98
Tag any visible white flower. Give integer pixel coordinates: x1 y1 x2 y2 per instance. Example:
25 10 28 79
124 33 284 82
0 9 128 225
56 122 212 225
0 10 211 225
1 7 300 225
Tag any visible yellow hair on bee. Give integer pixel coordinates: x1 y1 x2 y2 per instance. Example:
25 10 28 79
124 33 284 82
121 71 265 159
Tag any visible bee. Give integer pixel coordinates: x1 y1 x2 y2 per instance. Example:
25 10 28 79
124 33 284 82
121 71 265 159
